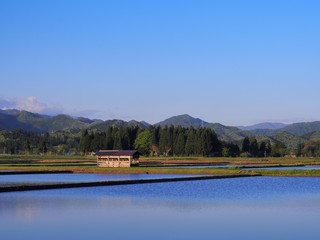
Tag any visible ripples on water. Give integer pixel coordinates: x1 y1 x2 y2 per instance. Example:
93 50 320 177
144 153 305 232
1 176 320 240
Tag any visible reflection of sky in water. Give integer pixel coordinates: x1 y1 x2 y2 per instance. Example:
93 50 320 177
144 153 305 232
246 165 320 170
163 165 320 170
1 177 320 240
0 173 197 185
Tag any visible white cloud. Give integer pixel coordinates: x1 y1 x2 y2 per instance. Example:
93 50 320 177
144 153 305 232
0 97 131 120
16 96 46 112
0 96 63 115
0 98 15 109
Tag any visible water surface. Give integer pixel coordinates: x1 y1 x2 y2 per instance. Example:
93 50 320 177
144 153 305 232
1 176 320 240
163 164 320 170
247 165 320 170
0 173 195 185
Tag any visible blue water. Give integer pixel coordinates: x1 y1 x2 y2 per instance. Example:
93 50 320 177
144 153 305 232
248 165 320 170
161 165 228 169
163 165 320 170
1 176 320 240
0 173 195 185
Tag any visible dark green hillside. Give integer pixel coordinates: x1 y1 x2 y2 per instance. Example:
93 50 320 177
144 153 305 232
207 123 253 143
1 109 320 157
249 122 320 137
15 111 49 130
1 109 320 153
88 119 148 131
0 112 36 131
0 110 148 133
156 115 253 143
156 114 209 128
43 115 88 132
282 121 320 136
0 110 88 132
88 119 127 131
239 122 287 130
15 112 87 132
272 131 306 150
303 131 320 140
77 117 101 124
249 128 279 136
0 109 22 115
255 135 275 145
138 121 151 128
1 110 54 131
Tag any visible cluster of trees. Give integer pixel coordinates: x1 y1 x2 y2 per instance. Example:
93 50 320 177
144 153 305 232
240 137 272 157
0 130 80 155
79 126 222 156
79 126 292 158
303 140 320 157
134 126 222 156
2 127 320 157
79 126 240 157
79 127 140 154
239 137 320 158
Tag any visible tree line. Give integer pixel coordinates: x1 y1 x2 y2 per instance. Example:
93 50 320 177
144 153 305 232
133 126 222 156
1 127 320 157
0 129 80 155
77 126 295 157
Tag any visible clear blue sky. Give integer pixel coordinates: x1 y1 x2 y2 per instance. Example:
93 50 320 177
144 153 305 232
1 0 319 126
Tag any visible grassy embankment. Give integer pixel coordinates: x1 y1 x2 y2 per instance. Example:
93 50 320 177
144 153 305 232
0 155 320 177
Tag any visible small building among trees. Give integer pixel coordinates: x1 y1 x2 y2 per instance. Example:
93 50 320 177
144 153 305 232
96 150 140 167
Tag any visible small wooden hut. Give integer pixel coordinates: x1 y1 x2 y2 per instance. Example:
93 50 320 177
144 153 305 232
96 150 140 167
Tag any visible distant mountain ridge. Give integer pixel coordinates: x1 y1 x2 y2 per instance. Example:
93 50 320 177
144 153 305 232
1 110 320 150
155 114 253 143
0 110 90 132
0 109 149 133
239 122 287 131
281 121 320 136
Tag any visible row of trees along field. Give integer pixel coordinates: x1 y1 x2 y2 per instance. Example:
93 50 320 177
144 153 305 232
78 126 317 157
80 126 227 156
0 130 80 155
1 127 320 157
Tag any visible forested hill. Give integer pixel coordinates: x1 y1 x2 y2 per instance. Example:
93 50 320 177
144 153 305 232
281 121 320 136
0 110 92 132
0 111 254 143
0 110 147 132
155 114 254 142
155 114 209 128
238 122 287 131
1 110 320 150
